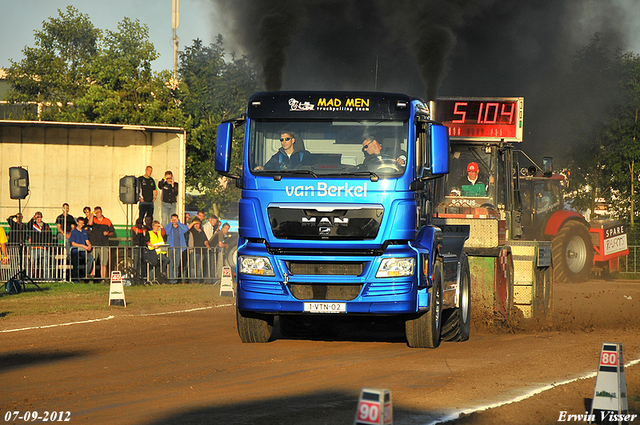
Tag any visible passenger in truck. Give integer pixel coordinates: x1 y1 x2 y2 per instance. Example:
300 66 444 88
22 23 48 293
360 134 407 167
255 130 310 171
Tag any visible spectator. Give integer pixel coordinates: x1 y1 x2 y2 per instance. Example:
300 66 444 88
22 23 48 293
56 203 77 254
6 212 27 274
210 222 230 249
203 215 219 241
164 213 188 283
184 212 191 224
131 218 149 278
27 211 53 279
0 226 8 266
138 165 157 222
147 220 168 278
203 215 220 278
158 170 179 225
89 207 115 279
186 218 209 280
189 211 206 229
6 212 27 246
70 216 94 278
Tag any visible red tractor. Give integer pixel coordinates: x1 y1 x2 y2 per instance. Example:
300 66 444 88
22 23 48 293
519 162 628 282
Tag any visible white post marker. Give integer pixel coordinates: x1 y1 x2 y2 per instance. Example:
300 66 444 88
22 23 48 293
354 388 392 425
108 270 126 307
589 342 628 424
220 266 234 297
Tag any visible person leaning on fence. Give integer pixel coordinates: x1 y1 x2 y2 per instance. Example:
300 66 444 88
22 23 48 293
186 218 209 280
88 207 115 279
27 212 53 280
164 214 189 283
146 220 168 278
6 212 27 274
69 217 94 279
131 218 149 278
0 226 8 266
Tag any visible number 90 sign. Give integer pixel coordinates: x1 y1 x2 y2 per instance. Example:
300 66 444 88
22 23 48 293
357 401 380 424
355 389 392 425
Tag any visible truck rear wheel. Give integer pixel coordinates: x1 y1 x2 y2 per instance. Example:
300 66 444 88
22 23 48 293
552 222 593 283
405 261 443 348
441 255 471 342
236 307 274 343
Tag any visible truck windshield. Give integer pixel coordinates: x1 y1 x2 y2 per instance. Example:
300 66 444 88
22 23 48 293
248 120 408 177
439 145 497 211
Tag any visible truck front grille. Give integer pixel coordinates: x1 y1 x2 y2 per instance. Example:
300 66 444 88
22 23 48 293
286 261 364 276
288 283 362 301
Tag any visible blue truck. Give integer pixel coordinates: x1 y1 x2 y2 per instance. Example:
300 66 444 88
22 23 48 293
215 91 470 348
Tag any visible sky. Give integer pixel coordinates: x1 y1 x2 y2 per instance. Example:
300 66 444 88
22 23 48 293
2 0 640 160
0 0 223 72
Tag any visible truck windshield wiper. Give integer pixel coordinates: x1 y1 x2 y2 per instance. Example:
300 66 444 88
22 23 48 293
322 171 380 182
255 169 319 179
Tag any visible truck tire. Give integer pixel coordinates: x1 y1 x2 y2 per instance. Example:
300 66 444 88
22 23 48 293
236 307 274 343
405 261 443 348
552 222 593 283
441 255 471 342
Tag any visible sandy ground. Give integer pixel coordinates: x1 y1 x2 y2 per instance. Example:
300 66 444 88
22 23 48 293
1 278 639 425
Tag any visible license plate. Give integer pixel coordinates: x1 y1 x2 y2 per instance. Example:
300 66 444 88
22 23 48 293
304 302 346 313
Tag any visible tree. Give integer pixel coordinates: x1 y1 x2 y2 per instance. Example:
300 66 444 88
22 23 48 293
7 6 100 118
7 7 185 127
178 37 260 217
563 35 626 216
599 53 640 225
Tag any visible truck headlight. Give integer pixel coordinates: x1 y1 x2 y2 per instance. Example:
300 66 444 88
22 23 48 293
239 256 275 276
376 258 415 278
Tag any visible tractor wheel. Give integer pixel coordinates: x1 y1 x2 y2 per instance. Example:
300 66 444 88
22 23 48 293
405 261 443 348
441 255 471 342
236 307 274 343
552 222 593 283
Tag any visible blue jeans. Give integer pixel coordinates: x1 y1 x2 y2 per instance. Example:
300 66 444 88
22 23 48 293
161 202 177 226
167 248 184 281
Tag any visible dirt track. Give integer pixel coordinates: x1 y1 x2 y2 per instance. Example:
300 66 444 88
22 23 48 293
2 279 640 425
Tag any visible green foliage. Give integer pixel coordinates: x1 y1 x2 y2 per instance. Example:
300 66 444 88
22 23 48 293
178 37 259 216
563 35 640 223
6 9 261 217
6 7 186 128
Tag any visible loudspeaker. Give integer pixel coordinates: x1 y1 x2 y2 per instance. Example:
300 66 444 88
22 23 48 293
119 175 138 204
9 167 29 200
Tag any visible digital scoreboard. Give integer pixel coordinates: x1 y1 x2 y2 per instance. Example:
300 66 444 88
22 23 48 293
435 97 524 142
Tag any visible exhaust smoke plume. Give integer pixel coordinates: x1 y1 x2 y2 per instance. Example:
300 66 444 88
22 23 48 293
210 0 638 156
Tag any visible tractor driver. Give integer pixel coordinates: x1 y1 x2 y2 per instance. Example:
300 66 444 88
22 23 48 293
460 162 487 197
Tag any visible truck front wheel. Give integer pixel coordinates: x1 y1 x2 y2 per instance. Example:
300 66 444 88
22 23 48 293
236 307 274 343
405 261 443 348
441 255 471 342
552 222 593 283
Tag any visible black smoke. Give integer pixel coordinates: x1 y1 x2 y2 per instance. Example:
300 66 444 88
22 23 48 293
210 0 636 158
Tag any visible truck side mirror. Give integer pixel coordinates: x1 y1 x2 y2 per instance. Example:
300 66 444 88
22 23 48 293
543 156 553 177
215 122 233 174
430 123 449 175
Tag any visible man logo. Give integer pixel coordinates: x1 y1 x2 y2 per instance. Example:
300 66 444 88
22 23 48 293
301 217 349 226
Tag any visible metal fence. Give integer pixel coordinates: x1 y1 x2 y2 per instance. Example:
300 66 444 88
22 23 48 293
1 243 227 285
618 246 640 275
